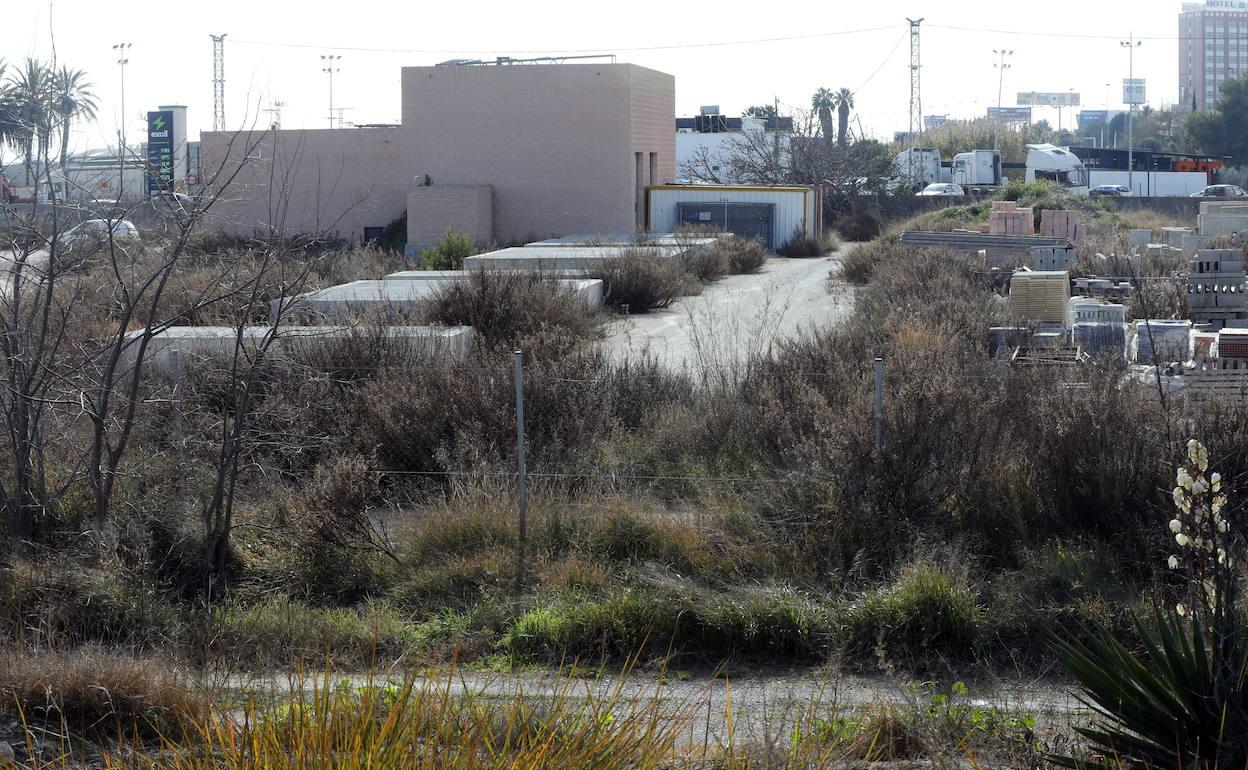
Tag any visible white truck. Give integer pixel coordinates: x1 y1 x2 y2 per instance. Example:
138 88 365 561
1024 144 1089 193
952 150 1003 193
893 148 948 192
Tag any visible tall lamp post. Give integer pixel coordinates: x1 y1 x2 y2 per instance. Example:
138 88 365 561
113 42 132 192
321 55 341 129
1121 34 1143 195
992 49 1014 151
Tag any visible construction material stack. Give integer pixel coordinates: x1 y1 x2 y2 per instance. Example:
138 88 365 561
1070 297 1127 358
1039 209 1084 244
1197 201 1248 238
1133 319 1192 365
1010 270 1070 327
1187 248 1247 329
988 201 1034 236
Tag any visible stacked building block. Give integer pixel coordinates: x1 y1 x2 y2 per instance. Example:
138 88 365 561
1198 201 1248 238
988 201 1035 236
1128 229 1153 252
1163 227 1193 247
1218 328 1248 359
1031 245 1076 272
1187 248 1247 329
1133 319 1192 364
1009 270 1071 326
1039 209 1084 244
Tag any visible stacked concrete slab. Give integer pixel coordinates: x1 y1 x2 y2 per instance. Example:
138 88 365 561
1009 270 1070 326
1128 229 1153 252
1070 297 1127 358
463 245 683 274
1182 234 1210 258
123 325 475 375
1198 201 1248 238
988 201 1034 236
526 234 718 248
1187 248 1247 329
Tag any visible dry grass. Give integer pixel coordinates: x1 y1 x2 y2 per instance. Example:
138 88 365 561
0 648 209 738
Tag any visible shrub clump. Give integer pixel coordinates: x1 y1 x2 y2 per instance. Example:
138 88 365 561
593 250 699 312
841 565 983 667
418 228 478 270
422 270 600 353
777 230 838 258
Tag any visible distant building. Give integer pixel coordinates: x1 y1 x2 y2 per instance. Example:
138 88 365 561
675 106 792 184
1180 0 1248 111
201 61 674 246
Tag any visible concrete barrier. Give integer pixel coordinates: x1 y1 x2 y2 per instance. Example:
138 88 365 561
463 245 684 274
123 324 475 376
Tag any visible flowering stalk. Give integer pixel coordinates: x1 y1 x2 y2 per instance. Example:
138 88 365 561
1169 439 1231 620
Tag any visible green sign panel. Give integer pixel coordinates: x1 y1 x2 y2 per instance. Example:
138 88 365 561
146 110 175 192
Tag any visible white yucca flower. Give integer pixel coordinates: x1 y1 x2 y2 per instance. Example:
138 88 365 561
1168 554 1180 569
1177 533 1191 546
1170 518 1183 534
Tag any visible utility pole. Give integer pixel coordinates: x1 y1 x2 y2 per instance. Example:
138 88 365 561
211 34 227 132
773 95 780 174
112 42 131 193
321 54 341 129
1121 33 1143 195
993 48 1014 152
907 18 924 190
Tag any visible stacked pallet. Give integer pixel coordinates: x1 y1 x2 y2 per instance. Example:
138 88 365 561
1039 209 1084 244
1218 328 1248 359
988 201 1035 236
1134 319 1192 364
1009 270 1070 325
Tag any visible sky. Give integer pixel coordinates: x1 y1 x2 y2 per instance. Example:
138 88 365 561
4 0 1188 154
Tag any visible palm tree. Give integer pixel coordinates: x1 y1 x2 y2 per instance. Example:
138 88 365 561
53 66 97 168
6 58 55 195
812 88 835 143
834 88 855 147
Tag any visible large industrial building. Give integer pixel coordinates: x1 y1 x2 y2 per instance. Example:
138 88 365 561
1180 0 1248 111
200 61 675 248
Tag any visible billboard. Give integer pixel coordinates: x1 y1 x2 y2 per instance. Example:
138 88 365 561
146 110 175 193
988 106 1033 123
1016 91 1081 107
1123 78 1147 105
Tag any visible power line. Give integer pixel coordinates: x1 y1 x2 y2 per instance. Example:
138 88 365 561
224 25 901 56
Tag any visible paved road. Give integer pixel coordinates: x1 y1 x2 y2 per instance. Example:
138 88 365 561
599 249 857 380
221 666 1085 749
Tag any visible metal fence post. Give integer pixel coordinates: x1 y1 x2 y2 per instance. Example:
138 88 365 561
873 357 884 450
171 349 186 504
514 350 528 590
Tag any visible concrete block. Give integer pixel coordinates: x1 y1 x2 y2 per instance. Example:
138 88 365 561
1182 234 1210 258
283 275 605 320
1128 229 1153 250
1163 227 1193 247
123 325 475 376
463 245 684 274
1198 213 1248 237
527 233 719 248
1031 245 1075 272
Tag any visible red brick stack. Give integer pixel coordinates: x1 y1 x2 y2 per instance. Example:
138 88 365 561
1039 209 1084 244
988 201 1034 236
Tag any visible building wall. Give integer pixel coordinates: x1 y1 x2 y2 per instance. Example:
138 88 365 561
200 128 410 240
1180 1 1248 111
201 63 674 244
646 185 817 249
407 185 493 246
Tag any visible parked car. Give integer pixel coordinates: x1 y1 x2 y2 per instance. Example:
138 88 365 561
1192 185 1248 198
54 219 141 250
917 183 966 197
1090 184 1133 198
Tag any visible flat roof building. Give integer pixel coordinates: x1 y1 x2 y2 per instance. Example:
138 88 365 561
200 61 674 247
1180 0 1248 111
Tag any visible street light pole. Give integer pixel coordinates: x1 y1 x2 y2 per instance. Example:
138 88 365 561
992 49 1013 151
321 55 341 129
112 42 132 193
1121 34 1143 195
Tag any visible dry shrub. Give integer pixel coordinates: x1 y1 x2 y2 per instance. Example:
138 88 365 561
0 649 208 737
422 270 599 355
836 237 901 285
593 250 700 312
777 229 836 258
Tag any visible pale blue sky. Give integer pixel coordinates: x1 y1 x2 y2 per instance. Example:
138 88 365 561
6 0 1187 152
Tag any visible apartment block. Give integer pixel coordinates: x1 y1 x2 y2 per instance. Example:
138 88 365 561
1180 0 1248 111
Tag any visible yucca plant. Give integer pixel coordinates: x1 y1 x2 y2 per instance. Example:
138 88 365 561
1052 440 1248 770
